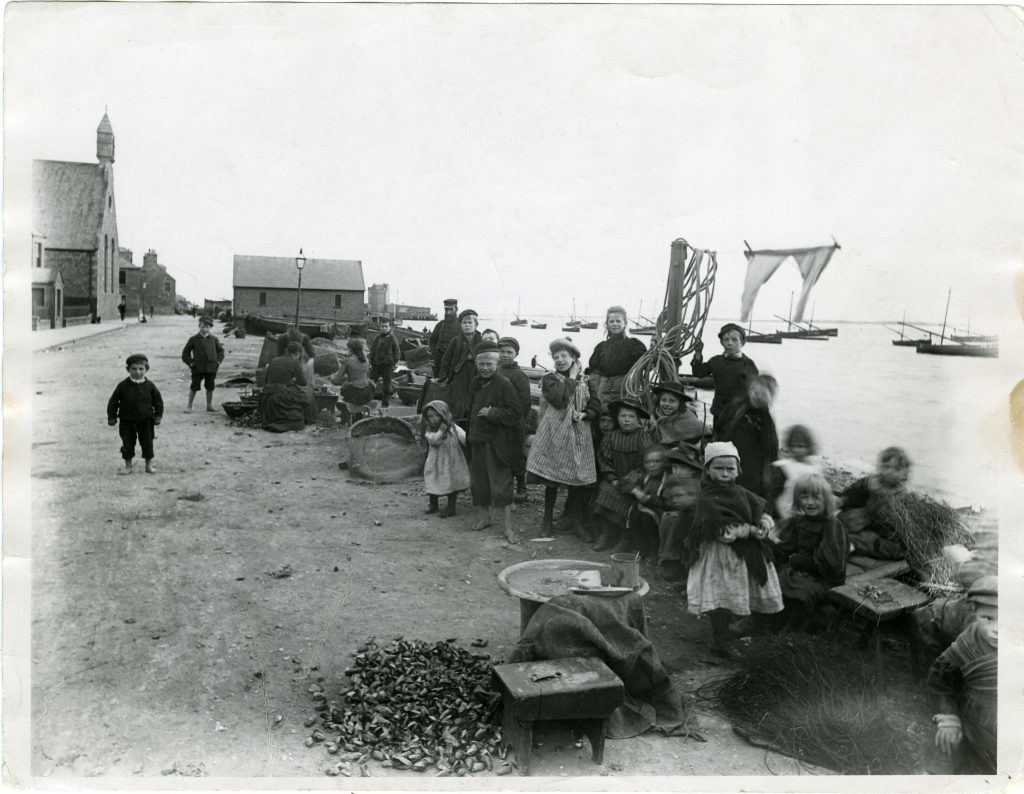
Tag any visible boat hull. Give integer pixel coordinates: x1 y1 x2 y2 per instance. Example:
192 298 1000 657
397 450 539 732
510 319 528 326
530 323 547 330
746 334 783 344
916 343 998 358
775 331 829 341
892 338 929 347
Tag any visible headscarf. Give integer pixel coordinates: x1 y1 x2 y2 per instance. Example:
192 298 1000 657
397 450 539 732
423 399 456 436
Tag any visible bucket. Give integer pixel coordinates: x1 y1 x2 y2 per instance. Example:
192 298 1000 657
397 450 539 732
603 553 640 589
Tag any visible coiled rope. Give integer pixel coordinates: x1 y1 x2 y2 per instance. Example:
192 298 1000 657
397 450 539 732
623 241 718 403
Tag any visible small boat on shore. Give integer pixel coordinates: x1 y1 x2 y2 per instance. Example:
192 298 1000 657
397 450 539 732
243 314 338 339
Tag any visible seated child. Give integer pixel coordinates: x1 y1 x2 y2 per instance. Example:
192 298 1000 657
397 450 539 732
773 473 848 631
592 398 654 552
686 441 783 657
839 446 912 560
767 424 825 519
691 323 759 433
422 400 471 518
657 473 701 584
926 575 997 774
625 447 671 559
649 381 705 448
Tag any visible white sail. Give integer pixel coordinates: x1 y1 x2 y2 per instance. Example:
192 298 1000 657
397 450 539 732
740 243 839 322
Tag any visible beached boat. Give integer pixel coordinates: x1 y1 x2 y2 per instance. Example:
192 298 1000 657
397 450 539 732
243 314 338 339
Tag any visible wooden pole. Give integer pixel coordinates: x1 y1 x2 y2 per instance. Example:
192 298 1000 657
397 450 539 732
665 239 689 333
939 288 951 345
900 311 905 341
787 292 794 331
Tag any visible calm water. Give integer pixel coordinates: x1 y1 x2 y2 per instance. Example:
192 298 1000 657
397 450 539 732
468 316 1002 508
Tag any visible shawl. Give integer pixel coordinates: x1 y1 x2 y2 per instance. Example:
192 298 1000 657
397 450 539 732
692 480 772 585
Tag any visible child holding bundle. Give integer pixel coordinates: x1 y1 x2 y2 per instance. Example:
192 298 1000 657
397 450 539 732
686 442 783 657
625 446 671 559
839 446 912 560
422 400 471 517
772 473 848 631
767 424 825 519
592 398 654 552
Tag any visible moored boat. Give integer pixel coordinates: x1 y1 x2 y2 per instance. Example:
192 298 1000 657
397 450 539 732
530 321 548 329
745 332 783 344
916 342 998 358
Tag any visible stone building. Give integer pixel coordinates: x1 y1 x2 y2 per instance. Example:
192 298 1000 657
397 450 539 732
368 283 389 315
118 248 177 315
233 255 365 322
31 112 121 326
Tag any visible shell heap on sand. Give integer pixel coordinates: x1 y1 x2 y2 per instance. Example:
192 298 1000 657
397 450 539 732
306 638 506 777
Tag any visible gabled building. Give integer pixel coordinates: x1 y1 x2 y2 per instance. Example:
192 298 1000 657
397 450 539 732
32 112 121 326
118 248 177 315
233 255 365 322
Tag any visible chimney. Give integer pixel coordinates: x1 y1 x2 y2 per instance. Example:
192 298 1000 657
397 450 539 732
143 250 158 268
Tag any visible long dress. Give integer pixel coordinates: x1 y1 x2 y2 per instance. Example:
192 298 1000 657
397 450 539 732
686 481 783 616
526 372 599 487
422 400 471 496
259 355 315 432
592 428 653 526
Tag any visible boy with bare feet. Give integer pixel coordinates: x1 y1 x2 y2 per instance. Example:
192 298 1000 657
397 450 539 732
181 315 225 412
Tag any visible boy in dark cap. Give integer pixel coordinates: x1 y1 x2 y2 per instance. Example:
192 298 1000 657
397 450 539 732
927 575 997 774
437 309 482 425
467 341 523 544
182 316 225 412
369 317 402 408
107 353 164 474
498 336 531 499
429 298 460 363
691 322 759 433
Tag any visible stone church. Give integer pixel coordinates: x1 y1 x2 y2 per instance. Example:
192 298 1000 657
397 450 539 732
32 112 122 325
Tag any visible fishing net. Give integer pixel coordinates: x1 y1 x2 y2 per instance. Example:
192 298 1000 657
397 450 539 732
623 240 717 402
697 635 917 774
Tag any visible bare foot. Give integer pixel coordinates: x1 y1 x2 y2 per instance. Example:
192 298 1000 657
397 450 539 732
117 466 133 476
145 464 156 474
472 518 493 532
184 407 193 413
503 529 519 545
206 407 217 412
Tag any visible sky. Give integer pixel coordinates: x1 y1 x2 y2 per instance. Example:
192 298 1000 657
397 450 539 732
6 3 1024 326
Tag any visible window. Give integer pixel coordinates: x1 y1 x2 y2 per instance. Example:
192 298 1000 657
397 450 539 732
32 287 44 308
335 294 342 308
34 242 42 268
258 292 267 306
164 282 171 294
56 289 62 315
103 235 108 292
119 270 126 285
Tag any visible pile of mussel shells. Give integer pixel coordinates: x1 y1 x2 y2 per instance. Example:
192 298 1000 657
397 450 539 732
308 637 510 777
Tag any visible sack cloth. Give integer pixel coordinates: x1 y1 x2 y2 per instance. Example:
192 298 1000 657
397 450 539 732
509 593 697 739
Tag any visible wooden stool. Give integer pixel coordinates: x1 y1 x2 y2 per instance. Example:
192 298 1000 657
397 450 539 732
492 657 624 776
829 576 930 676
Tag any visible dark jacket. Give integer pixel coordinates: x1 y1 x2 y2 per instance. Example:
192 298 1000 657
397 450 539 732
437 332 482 381
107 378 164 423
429 316 460 362
501 362 534 421
539 371 599 420
773 515 848 586
182 333 225 373
467 372 523 465
276 330 315 360
588 335 647 378
265 355 307 387
690 352 759 416
370 333 402 367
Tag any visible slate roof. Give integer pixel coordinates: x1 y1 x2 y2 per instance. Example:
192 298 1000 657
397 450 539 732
32 160 106 250
233 255 364 291
31 267 62 285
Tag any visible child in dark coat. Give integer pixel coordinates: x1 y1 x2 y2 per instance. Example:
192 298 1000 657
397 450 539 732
107 353 164 474
772 474 848 630
592 398 654 552
691 323 759 433
839 446 912 560
657 474 701 584
716 374 780 499
625 447 671 559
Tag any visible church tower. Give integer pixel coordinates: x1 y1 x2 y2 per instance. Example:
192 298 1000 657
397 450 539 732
97 112 115 164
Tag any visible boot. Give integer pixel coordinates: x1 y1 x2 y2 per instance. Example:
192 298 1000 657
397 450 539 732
439 493 458 518
709 610 742 659
593 519 621 552
554 488 580 533
425 495 439 514
541 487 557 535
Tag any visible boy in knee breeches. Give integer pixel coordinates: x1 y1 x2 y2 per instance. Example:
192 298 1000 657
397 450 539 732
107 353 164 474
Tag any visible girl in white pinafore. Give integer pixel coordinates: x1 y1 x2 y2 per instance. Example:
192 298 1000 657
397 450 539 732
422 400 471 518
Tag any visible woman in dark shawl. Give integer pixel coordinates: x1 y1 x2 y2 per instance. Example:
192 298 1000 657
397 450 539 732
588 306 647 405
437 309 483 426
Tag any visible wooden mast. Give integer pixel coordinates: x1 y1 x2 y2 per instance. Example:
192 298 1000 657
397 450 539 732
939 288 951 345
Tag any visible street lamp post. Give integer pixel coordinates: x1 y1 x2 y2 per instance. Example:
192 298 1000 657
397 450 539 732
294 248 306 329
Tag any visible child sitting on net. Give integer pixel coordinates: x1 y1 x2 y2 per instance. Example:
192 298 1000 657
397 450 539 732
926 575 997 774
648 381 706 449
767 424 825 519
422 400 471 518
624 446 671 560
686 442 783 657
772 473 848 632
838 446 912 560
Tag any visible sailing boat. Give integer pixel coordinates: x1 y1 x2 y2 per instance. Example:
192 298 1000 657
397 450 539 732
564 299 582 329
530 320 547 329
950 304 996 343
510 298 527 326
890 312 932 347
916 290 998 358
631 299 657 335
774 293 829 340
744 312 782 344
578 305 598 330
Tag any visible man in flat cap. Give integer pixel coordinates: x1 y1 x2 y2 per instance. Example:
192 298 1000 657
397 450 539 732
429 299 460 364
181 315 225 413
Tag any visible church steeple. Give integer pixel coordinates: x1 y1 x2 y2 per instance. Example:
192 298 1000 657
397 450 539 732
97 111 115 164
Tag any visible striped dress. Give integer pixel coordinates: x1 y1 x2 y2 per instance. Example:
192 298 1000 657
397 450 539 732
592 427 653 526
526 372 598 487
